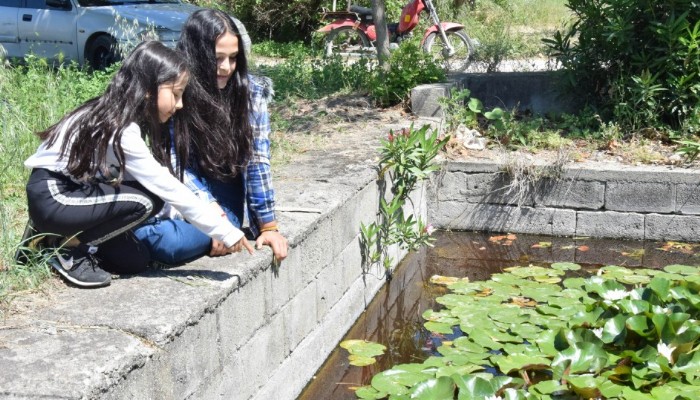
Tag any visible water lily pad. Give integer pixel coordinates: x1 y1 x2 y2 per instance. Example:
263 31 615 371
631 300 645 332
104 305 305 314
341 340 387 358
529 380 567 395
551 262 582 271
505 265 558 278
408 376 454 400
494 354 551 374
354 385 387 399
663 264 699 275
349 354 379 366
430 274 468 286
371 369 424 395
566 374 602 398
425 321 455 334
563 277 586 289
453 374 498 399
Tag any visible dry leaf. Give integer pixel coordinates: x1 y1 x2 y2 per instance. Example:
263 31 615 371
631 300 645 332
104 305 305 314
578 245 590 252
510 296 537 307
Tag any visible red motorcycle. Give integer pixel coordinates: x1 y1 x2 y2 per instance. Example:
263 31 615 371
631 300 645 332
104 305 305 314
318 0 474 72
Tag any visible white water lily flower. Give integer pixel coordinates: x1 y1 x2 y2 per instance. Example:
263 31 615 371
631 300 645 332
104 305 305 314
592 328 603 339
485 396 503 400
602 289 630 301
657 341 676 364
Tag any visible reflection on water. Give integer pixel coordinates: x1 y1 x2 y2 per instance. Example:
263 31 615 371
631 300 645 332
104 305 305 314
297 231 700 400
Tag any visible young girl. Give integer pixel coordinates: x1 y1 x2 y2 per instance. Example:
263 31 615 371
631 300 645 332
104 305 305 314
24 40 252 288
134 10 288 265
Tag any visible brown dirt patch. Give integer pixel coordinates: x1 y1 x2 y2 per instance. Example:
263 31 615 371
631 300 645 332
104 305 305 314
270 94 699 169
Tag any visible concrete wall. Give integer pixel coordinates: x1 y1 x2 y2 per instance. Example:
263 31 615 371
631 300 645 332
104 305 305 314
429 160 700 242
411 71 582 119
0 160 422 400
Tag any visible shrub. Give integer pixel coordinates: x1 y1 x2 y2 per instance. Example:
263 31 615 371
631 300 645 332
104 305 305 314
369 40 446 107
544 0 700 136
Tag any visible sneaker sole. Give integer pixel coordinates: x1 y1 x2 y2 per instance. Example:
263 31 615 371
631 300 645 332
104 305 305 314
49 258 111 288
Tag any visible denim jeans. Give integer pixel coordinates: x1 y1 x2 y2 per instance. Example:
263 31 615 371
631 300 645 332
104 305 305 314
134 174 244 265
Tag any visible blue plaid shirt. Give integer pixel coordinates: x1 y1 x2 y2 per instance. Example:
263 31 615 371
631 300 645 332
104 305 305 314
168 75 276 234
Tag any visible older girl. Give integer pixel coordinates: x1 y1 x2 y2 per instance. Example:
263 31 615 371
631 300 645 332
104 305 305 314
135 10 288 265
25 40 252 288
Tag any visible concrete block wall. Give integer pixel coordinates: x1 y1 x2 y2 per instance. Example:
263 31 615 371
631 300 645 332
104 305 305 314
429 161 700 242
0 163 419 400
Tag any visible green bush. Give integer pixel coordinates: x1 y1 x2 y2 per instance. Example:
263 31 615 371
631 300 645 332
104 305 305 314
544 0 700 136
369 40 446 107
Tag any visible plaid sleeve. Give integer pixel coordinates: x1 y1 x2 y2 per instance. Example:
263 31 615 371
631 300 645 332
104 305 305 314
246 76 276 225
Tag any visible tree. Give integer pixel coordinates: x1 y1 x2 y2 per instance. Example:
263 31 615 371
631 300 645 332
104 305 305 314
370 0 391 72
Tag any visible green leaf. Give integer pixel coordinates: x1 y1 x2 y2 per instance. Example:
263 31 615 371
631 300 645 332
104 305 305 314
626 315 654 337
566 374 601 398
371 370 413 396
649 277 671 300
355 385 387 399
349 355 378 366
484 107 505 120
553 341 609 374
551 262 582 271
467 98 483 113
424 321 455 334
529 380 566 395
495 354 551 374
408 376 454 400
663 265 699 275
341 340 387 358
453 374 497 399
602 314 627 343
618 299 650 315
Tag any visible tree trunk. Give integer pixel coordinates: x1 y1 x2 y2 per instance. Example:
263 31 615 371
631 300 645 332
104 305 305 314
371 0 391 72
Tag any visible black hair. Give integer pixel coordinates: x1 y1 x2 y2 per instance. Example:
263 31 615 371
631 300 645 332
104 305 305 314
39 40 189 183
177 8 253 181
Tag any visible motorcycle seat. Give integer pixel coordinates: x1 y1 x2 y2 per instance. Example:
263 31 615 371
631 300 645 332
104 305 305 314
349 5 373 16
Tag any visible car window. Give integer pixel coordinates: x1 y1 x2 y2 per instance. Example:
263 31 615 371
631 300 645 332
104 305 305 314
24 0 72 9
0 0 22 6
77 0 180 5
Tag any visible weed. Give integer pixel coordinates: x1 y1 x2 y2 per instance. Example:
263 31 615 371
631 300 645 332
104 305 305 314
498 146 570 206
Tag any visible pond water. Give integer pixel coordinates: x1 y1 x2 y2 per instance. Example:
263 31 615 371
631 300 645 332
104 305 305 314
297 231 700 400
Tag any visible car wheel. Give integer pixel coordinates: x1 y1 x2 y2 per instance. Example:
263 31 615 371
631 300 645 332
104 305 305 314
86 35 120 70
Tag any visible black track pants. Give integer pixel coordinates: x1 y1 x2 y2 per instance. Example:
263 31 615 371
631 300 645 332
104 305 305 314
26 168 164 273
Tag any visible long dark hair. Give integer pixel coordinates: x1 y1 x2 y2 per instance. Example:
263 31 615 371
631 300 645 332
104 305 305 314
177 9 253 180
39 40 189 183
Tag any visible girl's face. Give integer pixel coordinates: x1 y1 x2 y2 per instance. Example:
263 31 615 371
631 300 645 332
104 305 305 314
215 32 239 90
157 72 188 123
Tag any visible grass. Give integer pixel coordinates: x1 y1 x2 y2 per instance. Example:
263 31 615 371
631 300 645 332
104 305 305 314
0 59 112 311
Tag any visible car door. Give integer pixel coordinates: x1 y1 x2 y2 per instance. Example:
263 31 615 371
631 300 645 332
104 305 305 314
18 0 79 63
0 0 21 59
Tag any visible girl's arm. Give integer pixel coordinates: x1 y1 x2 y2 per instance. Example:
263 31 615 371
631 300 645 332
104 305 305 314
247 76 287 261
120 123 244 248
247 77 277 229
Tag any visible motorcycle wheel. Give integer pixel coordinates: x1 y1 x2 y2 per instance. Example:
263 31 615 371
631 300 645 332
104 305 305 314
324 26 371 58
423 29 474 72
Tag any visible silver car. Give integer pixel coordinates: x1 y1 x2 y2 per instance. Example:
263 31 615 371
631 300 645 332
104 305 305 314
0 0 250 69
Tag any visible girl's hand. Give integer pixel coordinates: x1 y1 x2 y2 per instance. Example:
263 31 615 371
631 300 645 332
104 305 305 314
209 239 228 257
256 230 288 262
229 236 254 255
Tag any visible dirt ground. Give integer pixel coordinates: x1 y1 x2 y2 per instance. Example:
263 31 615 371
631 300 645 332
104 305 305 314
270 93 698 169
